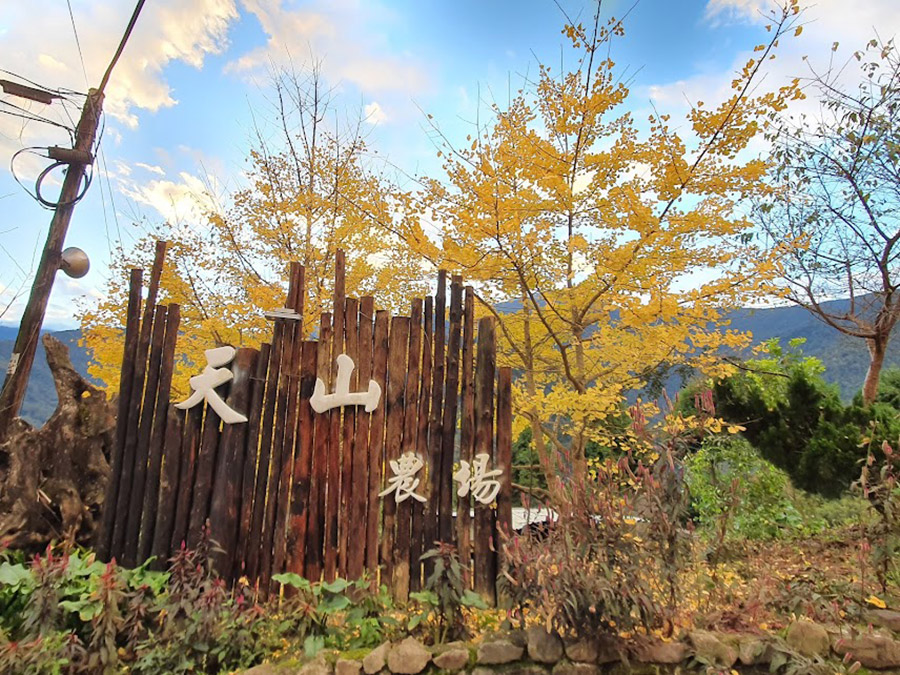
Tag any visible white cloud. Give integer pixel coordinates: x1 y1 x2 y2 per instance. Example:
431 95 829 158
364 101 387 125
135 162 166 176
0 276 102 330
0 0 238 180
644 0 900 128
119 170 220 228
704 0 767 24
227 0 429 97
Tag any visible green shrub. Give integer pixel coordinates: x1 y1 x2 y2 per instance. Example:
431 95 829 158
679 340 900 497
790 492 872 533
686 435 800 539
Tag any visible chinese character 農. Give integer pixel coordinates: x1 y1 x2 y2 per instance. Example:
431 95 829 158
379 452 426 503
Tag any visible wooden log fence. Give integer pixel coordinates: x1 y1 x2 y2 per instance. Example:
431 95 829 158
96 244 513 603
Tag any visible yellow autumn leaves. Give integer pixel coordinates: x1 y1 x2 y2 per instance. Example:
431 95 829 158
80 5 805 491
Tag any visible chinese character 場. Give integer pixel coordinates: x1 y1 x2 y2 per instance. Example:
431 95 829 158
453 452 502 505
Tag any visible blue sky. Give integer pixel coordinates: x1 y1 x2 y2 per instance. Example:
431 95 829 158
1 0 898 329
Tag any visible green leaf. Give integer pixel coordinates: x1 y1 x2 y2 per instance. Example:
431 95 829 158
318 594 351 613
461 590 489 609
408 613 424 629
0 561 32 587
304 634 325 657
409 590 438 606
273 572 312 591
321 578 351 594
59 598 101 621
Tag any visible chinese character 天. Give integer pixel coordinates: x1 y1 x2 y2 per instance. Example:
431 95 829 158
175 345 248 424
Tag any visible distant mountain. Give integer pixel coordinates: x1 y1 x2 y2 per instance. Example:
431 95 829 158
0 328 101 426
0 296 893 426
724 299 898 400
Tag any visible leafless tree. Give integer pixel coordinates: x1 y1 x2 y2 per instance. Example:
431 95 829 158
755 37 900 404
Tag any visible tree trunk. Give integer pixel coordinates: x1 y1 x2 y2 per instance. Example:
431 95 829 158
0 335 112 552
862 336 887 406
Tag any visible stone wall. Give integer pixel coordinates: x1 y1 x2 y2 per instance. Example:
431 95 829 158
241 612 900 675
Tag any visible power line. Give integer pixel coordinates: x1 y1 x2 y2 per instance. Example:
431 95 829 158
0 103 75 136
98 0 146 96
65 0 90 88
0 69 85 98
0 0 149 434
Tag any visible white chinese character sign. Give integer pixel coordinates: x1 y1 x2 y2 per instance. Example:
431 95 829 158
453 452 503 505
379 452 427 503
175 345 248 424
106 244 513 603
310 354 381 413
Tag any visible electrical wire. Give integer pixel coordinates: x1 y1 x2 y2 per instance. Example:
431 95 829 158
0 69 85 98
9 147 93 209
0 103 75 137
98 0 146 95
9 147 49 202
35 161 93 208
65 0 91 88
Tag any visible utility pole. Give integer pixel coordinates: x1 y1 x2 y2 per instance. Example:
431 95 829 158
0 88 104 440
0 0 145 441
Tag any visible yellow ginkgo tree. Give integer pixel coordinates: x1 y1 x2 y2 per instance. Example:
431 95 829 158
416 4 805 491
80 64 431 395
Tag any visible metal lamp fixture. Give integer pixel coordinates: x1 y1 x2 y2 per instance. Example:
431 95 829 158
59 246 90 278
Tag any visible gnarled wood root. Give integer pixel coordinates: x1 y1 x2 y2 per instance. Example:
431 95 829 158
0 335 111 552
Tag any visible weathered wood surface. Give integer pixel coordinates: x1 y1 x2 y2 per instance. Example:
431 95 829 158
473 317 497 602
96 249 512 602
97 267 141 561
457 286 476 584
1 336 112 553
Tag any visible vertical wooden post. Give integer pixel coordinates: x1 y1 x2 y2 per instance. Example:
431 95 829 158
410 297 432 592
0 90 105 440
439 278 463 543
382 316 409 587
425 271 447 554
339 297 359 577
170 404 202 552
495 366 513 584
260 262 303 592
287 341 317 578
349 296 374 579
123 304 167 567
457 287 476 584
366 310 389 574
187 404 222 548
97 267 141 560
394 300 422 600
208 348 256 579
246 332 283 581
235 342 271 579
111 241 166 560
325 251 346 582
306 313 333 581
138 303 181 562
150 406 184 568
473 317 496 603
271 268 305 586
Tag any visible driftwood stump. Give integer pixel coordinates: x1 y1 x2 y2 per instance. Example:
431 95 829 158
0 334 111 552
